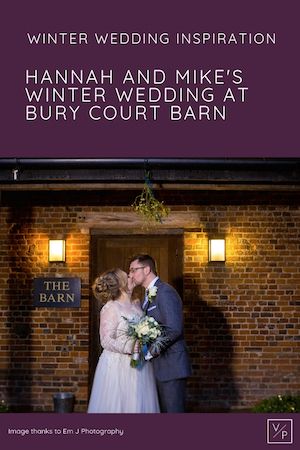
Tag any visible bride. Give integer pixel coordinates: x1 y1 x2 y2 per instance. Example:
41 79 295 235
87 268 160 413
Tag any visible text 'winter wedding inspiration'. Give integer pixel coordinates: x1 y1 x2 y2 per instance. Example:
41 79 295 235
23 29 278 124
26 31 276 46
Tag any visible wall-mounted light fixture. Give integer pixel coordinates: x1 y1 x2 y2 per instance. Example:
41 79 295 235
208 238 226 262
48 239 66 262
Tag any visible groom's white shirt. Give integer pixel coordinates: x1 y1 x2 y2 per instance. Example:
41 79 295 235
142 276 159 310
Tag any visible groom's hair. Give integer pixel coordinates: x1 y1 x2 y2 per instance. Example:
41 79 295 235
130 254 157 276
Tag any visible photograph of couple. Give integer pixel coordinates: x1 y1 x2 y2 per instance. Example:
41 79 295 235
87 254 192 413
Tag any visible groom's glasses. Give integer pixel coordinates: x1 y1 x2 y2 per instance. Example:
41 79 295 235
129 266 145 273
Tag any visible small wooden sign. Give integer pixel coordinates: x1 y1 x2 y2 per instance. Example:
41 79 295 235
33 277 81 308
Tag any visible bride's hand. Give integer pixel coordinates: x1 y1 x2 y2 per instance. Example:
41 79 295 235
127 276 135 295
133 341 140 353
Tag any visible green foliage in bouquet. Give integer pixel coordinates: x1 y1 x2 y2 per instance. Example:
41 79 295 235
122 315 167 369
132 172 170 225
252 394 300 413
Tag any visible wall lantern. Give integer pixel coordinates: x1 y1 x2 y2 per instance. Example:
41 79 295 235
208 238 226 262
48 239 66 262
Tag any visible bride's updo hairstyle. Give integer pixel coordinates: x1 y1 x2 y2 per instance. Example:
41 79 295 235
92 268 127 303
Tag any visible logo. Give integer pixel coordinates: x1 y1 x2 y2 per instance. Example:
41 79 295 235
267 419 293 445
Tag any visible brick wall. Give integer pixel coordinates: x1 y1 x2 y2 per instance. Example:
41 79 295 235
0 203 299 411
0 205 90 411
184 205 300 410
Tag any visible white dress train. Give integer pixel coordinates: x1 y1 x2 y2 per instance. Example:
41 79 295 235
88 300 160 413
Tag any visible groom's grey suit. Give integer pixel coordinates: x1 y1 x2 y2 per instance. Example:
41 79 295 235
144 278 191 412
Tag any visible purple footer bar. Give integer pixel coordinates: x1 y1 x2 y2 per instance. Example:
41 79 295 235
0 413 298 450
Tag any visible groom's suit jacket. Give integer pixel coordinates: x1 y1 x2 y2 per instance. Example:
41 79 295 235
145 279 192 382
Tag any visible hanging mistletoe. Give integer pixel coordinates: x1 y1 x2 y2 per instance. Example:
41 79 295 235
132 170 170 224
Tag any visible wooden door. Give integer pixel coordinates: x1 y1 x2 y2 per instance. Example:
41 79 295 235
89 234 183 391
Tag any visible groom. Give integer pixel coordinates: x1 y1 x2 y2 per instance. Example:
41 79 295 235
129 254 192 413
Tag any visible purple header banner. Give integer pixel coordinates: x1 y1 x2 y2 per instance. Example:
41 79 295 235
1 0 299 157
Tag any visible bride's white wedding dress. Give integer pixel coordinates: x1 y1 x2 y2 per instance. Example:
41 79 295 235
88 300 160 413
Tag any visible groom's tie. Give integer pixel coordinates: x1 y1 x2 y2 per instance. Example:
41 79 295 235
142 288 149 313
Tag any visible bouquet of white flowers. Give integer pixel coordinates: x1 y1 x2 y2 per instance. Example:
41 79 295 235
123 315 167 368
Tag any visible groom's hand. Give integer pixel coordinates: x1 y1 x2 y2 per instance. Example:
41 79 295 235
144 351 153 361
